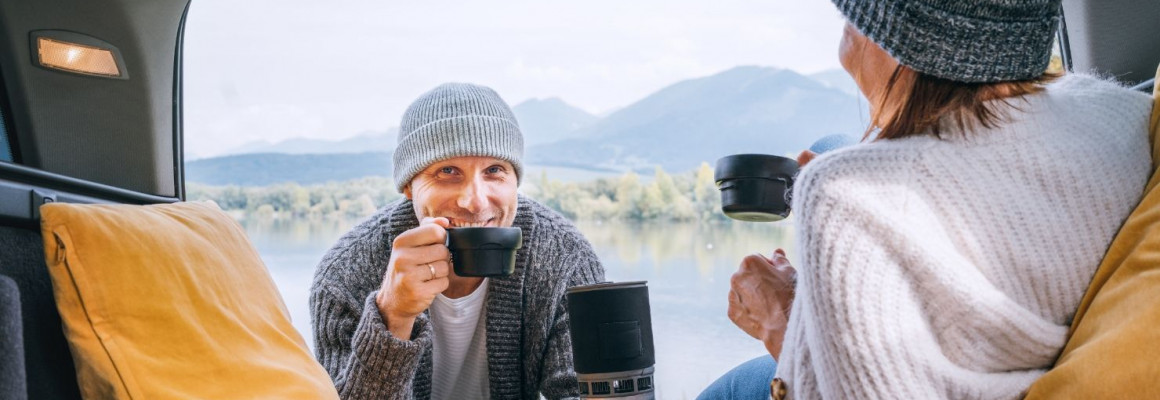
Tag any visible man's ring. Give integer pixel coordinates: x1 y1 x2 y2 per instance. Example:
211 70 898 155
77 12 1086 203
426 262 436 281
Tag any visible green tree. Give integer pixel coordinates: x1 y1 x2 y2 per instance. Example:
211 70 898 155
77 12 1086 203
693 162 724 221
614 172 643 220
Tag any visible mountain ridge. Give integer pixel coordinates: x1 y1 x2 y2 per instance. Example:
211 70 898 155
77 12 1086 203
512 97 599 145
223 129 398 156
527 66 866 172
186 152 392 186
187 66 870 185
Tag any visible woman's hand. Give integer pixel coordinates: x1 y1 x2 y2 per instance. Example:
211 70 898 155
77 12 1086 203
797 149 817 167
728 249 797 361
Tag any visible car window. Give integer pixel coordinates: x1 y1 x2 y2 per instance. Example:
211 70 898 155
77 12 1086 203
0 69 11 163
182 2 1071 396
1050 35 1066 75
0 112 11 163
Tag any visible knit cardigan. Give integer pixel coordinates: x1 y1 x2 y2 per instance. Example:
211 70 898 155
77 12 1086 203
310 196 605 399
776 74 1154 399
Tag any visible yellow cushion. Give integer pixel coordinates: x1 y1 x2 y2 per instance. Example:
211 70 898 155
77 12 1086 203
1025 67 1160 398
40 201 339 399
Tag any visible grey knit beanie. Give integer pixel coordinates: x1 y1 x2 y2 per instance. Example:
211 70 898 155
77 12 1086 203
393 83 524 192
833 0 1062 83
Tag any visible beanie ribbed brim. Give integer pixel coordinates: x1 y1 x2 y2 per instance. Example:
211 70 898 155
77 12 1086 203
393 115 524 192
834 0 1060 83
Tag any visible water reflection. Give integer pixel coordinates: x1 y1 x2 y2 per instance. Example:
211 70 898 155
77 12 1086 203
243 216 795 399
578 221 796 275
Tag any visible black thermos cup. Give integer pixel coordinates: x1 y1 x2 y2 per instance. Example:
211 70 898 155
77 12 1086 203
567 281 656 399
715 134 856 222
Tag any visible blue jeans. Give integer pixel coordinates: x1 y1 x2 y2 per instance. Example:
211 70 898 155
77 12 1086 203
696 355 778 400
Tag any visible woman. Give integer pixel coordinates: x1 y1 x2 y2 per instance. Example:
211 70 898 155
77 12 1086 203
701 0 1154 399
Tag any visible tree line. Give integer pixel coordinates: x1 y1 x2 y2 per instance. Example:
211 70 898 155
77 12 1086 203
525 163 727 222
187 177 401 220
187 163 731 222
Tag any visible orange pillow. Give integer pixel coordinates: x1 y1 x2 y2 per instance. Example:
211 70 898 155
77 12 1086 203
1025 67 1160 398
40 201 339 399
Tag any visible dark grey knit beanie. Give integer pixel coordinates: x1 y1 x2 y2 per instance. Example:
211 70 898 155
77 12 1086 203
393 83 524 192
833 0 1063 83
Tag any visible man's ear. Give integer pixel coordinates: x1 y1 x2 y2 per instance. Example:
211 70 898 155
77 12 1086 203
403 184 413 200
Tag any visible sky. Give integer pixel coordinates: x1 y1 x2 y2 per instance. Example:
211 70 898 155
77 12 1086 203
182 0 848 158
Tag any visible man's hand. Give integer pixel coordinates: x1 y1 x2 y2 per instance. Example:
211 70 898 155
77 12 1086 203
376 217 453 340
728 248 797 361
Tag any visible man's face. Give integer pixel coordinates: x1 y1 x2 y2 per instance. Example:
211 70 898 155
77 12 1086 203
404 156 519 228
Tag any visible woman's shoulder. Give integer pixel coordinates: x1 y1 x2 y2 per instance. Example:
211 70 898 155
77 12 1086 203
1045 73 1152 109
798 138 930 186
1035 73 1152 154
790 138 933 216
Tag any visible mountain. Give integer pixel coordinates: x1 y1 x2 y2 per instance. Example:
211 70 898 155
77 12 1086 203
224 129 398 156
218 97 596 157
527 66 867 173
512 98 598 145
186 152 392 186
809 69 862 97
188 66 872 185
217 97 596 156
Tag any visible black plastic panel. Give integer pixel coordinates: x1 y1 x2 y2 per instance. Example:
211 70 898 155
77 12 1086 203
0 161 176 228
0 0 191 197
1062 0 1160 85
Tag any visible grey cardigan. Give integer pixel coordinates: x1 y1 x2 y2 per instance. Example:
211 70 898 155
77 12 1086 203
310 196 605 399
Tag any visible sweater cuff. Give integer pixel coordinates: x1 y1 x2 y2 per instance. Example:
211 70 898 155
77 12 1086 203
347 291 431 395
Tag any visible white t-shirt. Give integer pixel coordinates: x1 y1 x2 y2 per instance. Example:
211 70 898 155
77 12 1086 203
429 279 490 400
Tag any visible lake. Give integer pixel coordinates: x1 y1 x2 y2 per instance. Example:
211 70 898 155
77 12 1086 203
243 216 796 399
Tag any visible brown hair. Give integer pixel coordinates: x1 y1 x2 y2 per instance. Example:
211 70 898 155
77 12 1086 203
868 66 1060 141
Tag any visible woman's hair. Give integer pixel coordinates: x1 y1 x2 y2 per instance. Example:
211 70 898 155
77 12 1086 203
869 66 1060 141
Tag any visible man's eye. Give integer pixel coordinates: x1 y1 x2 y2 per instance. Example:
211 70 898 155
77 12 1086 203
440 167 455 174
487 166 503 174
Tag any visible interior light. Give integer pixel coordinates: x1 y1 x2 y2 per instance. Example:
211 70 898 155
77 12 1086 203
37 37 122 78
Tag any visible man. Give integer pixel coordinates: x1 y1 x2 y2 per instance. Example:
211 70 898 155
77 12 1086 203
310 83 605 400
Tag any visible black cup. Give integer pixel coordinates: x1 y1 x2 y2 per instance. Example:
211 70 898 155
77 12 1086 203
445 227 523 277
714 154 799 222
567 281 655 397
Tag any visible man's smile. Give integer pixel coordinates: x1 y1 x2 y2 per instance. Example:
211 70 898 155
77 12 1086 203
447 218 497 228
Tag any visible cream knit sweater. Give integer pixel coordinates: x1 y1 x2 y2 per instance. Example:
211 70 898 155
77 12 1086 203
776 74 1154 399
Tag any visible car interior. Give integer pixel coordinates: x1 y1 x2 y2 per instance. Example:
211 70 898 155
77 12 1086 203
0 0 1157 398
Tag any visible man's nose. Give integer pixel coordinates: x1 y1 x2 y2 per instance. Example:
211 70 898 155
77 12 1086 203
457 176 489 213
